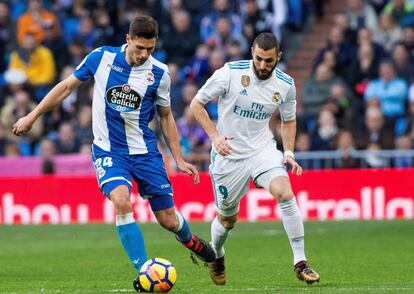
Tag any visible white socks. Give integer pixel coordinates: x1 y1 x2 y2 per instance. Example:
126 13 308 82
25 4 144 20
211 216 231 258
279 198 307 265
116 212 135 226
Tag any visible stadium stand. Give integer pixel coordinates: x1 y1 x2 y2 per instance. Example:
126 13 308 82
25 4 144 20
0 0 413 172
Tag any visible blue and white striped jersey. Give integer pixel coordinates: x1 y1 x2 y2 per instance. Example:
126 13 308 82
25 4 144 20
74 44 170 155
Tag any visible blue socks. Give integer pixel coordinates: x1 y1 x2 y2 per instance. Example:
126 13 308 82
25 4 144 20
116 212 147 272
174 211 192 243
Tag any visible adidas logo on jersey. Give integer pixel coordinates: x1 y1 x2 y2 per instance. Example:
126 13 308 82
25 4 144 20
239 89 248 95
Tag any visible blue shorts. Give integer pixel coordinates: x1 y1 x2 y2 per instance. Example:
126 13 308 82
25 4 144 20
91 144 174 212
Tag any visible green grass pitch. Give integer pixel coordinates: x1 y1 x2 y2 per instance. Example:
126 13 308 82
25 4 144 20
0 221 413 293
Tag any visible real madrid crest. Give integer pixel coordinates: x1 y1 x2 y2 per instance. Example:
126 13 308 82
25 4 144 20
272 92 281 104
241 75 250 87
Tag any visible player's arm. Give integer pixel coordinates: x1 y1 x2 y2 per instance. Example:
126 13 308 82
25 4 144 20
190 99 232 156
279 82 302 175
157 105 200 184
190 65 232 156
12 75 82 136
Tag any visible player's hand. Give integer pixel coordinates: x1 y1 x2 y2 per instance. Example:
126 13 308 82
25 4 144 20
283 156 303 176
212 134 233 156
176 159 200 184
12 115 34 136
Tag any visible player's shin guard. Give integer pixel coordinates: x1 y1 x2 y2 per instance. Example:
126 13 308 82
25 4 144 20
211 216 231 258
116 212 147 272
279 198 307 265
174 210 192 243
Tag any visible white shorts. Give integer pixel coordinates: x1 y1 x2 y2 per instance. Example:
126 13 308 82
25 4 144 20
209 141 288 216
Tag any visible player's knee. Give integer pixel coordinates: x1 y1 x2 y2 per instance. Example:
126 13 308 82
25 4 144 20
112 195 132 214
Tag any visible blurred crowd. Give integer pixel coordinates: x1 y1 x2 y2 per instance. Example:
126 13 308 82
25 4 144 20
0 0 412 171
291 0 414 168
0 0 314 167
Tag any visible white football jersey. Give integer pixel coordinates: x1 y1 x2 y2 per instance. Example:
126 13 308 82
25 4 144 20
196 60 296 160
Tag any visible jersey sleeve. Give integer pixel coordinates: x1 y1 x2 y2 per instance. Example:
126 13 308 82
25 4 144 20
155 70 171 107
279 82 297 121
195 65 230 104
73 47 103 81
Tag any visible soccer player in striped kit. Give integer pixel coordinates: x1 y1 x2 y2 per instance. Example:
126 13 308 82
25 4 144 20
12 15 215 291
190 32 320 286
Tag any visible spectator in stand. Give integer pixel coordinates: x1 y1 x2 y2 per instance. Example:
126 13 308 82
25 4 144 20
314 26 355 73
355 106 395 149
324 83 357 129
391 42 414 83
382 0 414 26
364 142 387 167
369 0 389 15
334 13 357 45
162 9 199 67
314 50 338 75
184 43 210 83
0 90 43 154
346 43 379 99
364 60 408 121
0 122 9 156
394 90 414 138
346 0 378 32
200 0 241 42
38 137 55 174
75 16 98 52
176 106 210 155
168 63 185 107
310 108 338 151
206 17 248 56
54 122 80 154
92 8 115 47
227 39 245 61
334 129 359 168
301 63 344 117
356 27 388 61
42 21 69 77
402 26 414 61
373 12 404 53
0 2 14 73
16 0 60 46
4 141 20 157
240 0 274 39
172 81 199 119
9 32 56 101
67 36 87 68
74 105 93 146
294 131 313 169
0 69 35 109
393 134 413 167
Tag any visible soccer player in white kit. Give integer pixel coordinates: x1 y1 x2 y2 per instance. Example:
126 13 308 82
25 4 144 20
190 32 320 285
12 15 215 292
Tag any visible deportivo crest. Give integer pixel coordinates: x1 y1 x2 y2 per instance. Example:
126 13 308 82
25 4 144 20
105 84 142 112
272 92 282 104
241 75 250 87
146 72 154 85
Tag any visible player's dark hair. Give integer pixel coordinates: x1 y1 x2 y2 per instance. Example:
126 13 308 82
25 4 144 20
129 15 158 39
253 32 280 51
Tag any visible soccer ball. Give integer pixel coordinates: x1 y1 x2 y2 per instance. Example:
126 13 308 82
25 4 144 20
138 258 177 293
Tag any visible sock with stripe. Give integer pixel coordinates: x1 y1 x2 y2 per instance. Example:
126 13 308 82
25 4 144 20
279 198 307 265
116 212 147 272
174 210 192 243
